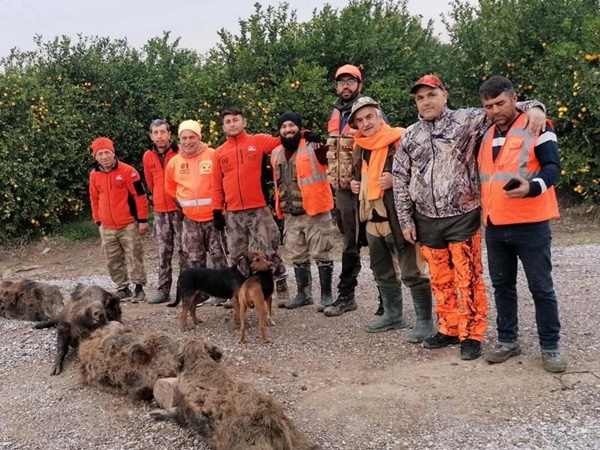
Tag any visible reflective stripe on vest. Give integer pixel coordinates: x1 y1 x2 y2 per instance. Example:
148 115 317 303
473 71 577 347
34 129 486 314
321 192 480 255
178 198 212 207
296 147 328 186
479 125 537 182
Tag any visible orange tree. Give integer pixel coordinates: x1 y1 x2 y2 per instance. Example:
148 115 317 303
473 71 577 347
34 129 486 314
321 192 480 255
445 0 600 204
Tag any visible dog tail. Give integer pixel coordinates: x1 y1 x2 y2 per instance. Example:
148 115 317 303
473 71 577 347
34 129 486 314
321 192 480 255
33 319 58 329
166 287 181 307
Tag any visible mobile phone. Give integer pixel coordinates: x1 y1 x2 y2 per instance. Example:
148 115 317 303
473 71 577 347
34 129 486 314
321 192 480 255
503 178 521 191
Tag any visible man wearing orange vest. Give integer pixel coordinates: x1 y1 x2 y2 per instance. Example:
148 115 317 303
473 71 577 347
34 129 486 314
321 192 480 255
212 107 289 308
477 76 565 373
347 98 431 333
393 74 548 359
142 119 188 304
164 120 227 295
271 112 336 309
89 137 149 302
324 64 389 318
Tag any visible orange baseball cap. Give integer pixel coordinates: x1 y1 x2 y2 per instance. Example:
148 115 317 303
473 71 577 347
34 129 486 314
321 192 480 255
335 64 362 81
410 74 446 94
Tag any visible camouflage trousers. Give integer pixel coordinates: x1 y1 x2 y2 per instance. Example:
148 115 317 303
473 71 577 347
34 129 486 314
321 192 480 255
283 212 336 265
224 206 286 278
154 210 189 294
99 222 147 290
182 216 228 269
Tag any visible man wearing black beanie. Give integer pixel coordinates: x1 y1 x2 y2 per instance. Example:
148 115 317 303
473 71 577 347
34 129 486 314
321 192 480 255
271 112 335 310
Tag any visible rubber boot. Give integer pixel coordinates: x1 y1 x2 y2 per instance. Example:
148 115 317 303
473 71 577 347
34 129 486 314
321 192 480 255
285 264 313 309
406 284 434 343
317 261 334 312
275 277 290 308
365 285 408 333
374 287 384 316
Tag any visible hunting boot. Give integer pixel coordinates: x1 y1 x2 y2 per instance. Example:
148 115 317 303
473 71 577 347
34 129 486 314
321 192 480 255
317 261 334 312
374 287 384 316
275 277 290 308
406 284 434 343
323 253 359 317
284 263 313 309
365 285 408 333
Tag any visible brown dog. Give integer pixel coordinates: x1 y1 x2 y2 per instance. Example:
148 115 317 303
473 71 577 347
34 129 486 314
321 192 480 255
0 279 64 322
234 254 275 343
150 339 320 450
79 321 181 400
169 251 274 331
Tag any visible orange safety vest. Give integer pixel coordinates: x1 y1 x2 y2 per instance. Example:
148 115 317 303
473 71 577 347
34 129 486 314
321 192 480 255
478 113 559 225
165 147 216 222
271 143 334 219
327 108 356 137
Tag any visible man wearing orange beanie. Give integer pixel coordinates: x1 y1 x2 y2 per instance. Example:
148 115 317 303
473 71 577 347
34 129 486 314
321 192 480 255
165 120 227 305
89 137 149 302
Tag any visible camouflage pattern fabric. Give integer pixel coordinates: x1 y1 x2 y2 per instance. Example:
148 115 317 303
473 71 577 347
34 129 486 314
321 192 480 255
326 136 355 190
153 210 188 294
224 206 286 278
283 212 336 265
100 222 147 290
182 216 228 269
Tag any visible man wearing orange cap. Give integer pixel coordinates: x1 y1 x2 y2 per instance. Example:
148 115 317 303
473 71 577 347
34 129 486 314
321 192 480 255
143 119 188 304
393 74 547 360
324 63 390 318
89 137 149 302
165 120 227 300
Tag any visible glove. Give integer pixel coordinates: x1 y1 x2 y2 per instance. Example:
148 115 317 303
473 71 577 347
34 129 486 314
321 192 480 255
301 130 324 144
213 209 226 231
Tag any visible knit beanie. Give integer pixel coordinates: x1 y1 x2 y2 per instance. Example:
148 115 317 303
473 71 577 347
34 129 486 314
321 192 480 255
277 112 302 131
90 137 115 156
178 120 202 139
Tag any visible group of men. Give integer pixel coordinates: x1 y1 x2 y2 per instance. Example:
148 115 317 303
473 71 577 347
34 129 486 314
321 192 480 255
88 63 566 373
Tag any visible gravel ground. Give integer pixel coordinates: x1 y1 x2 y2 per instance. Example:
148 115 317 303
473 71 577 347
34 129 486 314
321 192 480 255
1 236 599 450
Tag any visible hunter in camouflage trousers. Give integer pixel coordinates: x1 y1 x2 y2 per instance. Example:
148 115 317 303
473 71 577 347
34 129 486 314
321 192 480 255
225 206 286 277
182 216 228 269
153 210 189 294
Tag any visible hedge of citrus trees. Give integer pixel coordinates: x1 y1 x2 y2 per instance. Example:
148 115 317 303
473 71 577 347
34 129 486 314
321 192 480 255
0 0 598 241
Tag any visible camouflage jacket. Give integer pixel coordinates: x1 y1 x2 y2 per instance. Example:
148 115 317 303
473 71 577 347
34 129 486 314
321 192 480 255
392 103 543 230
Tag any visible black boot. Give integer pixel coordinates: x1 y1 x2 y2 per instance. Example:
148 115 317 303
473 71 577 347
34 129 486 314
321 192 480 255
317 261 334 312
406 284 434 343
324 253 360 317
366 285 408 333
284 263 313 309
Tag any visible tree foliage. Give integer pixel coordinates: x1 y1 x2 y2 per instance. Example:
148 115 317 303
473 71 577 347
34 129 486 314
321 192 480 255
0 0 598 241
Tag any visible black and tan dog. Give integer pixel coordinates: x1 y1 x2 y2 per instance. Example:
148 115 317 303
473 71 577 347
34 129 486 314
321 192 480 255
234 255 275 344
168 251 273 331
150 339 320 450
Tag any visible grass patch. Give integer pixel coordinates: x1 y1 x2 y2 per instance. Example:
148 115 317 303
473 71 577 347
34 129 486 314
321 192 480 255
55 220 100 242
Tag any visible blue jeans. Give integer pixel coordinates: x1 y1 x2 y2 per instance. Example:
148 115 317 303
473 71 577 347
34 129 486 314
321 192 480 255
485 220 561 351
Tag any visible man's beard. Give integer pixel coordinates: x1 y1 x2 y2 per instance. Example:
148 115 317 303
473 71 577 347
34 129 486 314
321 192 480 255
281 132 301 151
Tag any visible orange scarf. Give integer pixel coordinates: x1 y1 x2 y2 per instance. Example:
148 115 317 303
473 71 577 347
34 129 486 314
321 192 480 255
354 124 404 200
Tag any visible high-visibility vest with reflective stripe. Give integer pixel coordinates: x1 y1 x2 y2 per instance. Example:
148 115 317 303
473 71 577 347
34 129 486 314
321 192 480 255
478 114 559 225
167 149 216 222
271 142 334 219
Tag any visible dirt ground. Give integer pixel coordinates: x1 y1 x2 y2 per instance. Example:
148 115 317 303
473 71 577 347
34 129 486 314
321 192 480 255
1 208 599 449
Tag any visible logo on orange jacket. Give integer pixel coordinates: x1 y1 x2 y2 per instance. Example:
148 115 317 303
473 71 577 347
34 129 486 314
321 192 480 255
248 146 256 152
200 160 213 174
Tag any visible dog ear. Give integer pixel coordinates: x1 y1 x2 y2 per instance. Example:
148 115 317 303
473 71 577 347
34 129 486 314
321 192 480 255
236 254 251 278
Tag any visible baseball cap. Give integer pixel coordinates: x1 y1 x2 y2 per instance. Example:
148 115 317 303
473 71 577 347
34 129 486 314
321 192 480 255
410 75 446 94
348 96 381 128
335 64 362 81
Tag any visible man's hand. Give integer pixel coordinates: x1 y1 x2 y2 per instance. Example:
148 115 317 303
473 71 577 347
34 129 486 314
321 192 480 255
504 175 530 198
378 172 393 190
138 222 149 235
301 131 324 144
523 107 546 135
213 209 226 231
350 180 361 194
402 227 417 245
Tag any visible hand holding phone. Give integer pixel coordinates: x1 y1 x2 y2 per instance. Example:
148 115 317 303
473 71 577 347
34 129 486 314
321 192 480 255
503 178 521 191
